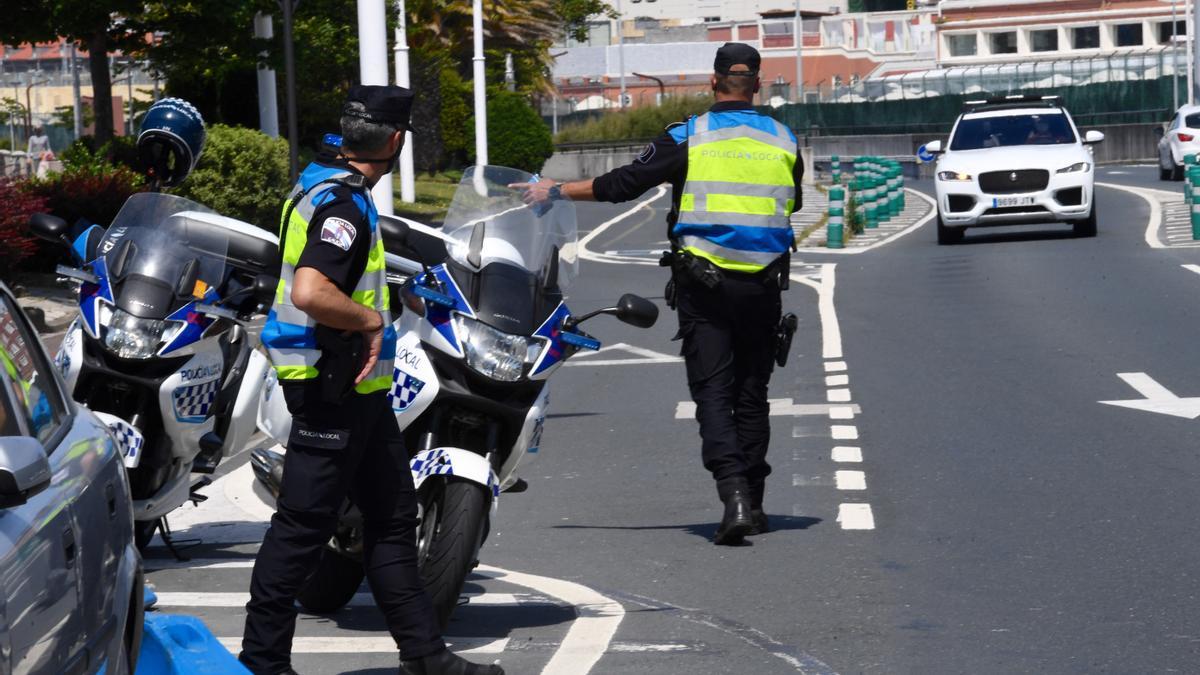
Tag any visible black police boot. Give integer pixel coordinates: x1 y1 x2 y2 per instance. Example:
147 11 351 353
714 476 754 545
400 648 505 675
748 480 770 535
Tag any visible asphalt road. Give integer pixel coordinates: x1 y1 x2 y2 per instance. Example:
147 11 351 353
135 170 1200 673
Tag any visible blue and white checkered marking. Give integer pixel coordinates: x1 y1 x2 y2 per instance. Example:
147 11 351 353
95 413 145 469
410 449 501 498
173 379 219 422
389 368 425 412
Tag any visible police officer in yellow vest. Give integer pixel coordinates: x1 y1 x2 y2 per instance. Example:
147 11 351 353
518 44 801 546
242 85 503 675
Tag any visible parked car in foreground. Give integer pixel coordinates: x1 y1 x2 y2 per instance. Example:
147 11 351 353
0 282 143 674
926 95 1104 244
1157 103 1200 181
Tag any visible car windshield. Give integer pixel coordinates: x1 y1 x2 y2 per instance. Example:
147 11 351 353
441 165 579 291
99 193 229 292
950 112 1077 150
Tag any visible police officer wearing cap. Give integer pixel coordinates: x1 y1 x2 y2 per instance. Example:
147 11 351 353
518 43 801 546
243 85 503 675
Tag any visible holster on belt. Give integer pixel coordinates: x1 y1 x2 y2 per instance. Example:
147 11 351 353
314 324 365 403
774 313 798 368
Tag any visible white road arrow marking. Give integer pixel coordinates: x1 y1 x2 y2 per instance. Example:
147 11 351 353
1100 372 1200 419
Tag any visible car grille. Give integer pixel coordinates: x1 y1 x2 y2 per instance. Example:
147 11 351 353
979 169 1049 194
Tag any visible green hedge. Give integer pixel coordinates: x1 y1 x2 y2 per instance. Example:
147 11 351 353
554 96 712 144
171 124 291 231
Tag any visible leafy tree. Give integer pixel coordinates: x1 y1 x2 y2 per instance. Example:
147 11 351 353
1 0 145 145
52 103 95 130
485 91 554 173
170 124 291 231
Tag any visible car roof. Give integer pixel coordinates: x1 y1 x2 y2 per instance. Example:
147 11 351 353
961 108 1067 121
1175 104 1200 116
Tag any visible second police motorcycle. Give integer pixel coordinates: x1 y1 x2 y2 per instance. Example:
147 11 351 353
253 163 659 626
29 99 280 550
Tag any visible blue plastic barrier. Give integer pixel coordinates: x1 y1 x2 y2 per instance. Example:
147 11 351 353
135 614 250 675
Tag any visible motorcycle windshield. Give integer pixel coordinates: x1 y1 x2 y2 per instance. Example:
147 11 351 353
99 193 230 318
442 166 579 292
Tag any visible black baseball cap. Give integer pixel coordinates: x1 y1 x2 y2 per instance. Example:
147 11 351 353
714 42 761 76
343 84 414 127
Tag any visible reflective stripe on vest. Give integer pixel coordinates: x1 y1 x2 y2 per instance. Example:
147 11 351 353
674 111 798 273
260 163 396 394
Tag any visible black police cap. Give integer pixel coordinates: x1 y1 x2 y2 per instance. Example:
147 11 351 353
343 84 414 127
714 42 761 77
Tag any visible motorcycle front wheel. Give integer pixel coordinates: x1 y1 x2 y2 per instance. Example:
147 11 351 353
418 479 490 630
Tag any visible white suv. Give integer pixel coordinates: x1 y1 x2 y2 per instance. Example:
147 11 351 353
927 97 1104 245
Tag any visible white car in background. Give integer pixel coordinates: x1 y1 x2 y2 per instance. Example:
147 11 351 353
1157 104 1200 181
926 96 1104 245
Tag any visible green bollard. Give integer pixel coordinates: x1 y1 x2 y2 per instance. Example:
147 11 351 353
853 178 866 232
831 154 841 186
827 187 845 249
890 167 902 217
1187 155 1198 204
876 175 890 223
1191 168 1200 239
865 177 879 229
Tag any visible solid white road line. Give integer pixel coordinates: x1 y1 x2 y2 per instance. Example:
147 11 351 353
565 342 682 367
831 425 859 440
835 470 867 491
823 361 847 372
475 566 624 675
155 592 536 608
216 637 509 655
674 399 861 419
790 263 843 360
1095 182 1170 249
1182 264 1200 277
837 504 876 530
831 446 863 463
578 186 669 266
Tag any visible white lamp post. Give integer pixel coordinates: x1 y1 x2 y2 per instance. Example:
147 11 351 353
472 0 488 167
357 0 394 215
393 0 415 203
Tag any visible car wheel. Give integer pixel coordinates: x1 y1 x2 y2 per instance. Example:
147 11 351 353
1173 164 1185 181
936 213 963 245
1074 208 1097 237
134 520 158 552
110 571 144 675
1161 162 1172 181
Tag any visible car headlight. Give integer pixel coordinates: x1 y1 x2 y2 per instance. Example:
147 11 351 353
453 315 532 382
1056 162 1091 174
104 309 171 359
937 171 972 181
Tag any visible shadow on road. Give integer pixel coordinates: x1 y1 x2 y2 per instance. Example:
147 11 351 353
555 515 823 543
951 228 1083 246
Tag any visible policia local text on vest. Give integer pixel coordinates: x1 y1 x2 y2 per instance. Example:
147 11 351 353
515 42 801 546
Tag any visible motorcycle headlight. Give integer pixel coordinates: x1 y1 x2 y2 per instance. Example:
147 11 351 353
937 171 972 181
1056 161 1091 174
104 309 170 359
453 315 531 382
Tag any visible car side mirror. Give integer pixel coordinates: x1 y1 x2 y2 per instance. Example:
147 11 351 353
0 437 53 509
254 274 279 305
924 140 943 154
29 213 69 245
615 293 658 328
1084 130 1105 144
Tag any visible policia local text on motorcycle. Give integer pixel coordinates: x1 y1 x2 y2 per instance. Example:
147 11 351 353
243 85 502 675
517 42 802 546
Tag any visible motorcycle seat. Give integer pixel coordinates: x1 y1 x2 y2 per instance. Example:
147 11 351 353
380 214 448 267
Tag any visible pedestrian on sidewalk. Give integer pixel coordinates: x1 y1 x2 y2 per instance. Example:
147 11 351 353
515 43 802 545
26 125 50 176
242 85 502 675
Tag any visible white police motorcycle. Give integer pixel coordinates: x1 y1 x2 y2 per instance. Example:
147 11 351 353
253 165 658 627
28 99 280 551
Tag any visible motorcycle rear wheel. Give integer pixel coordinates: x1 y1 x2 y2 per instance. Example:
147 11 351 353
297 547 365 613
418 479 490 630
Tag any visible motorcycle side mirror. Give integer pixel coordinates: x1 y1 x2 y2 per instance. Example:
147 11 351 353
614 293 658 328
29 213 69 245
253 274 279 305
176 259 199 297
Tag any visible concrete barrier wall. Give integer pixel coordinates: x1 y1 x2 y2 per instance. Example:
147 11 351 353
546 123 1161 185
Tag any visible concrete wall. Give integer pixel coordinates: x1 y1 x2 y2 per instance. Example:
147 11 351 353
546 123 1160 185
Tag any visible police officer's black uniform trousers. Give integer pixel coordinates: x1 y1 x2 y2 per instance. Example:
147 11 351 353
240 381 444 673
675 269 782 502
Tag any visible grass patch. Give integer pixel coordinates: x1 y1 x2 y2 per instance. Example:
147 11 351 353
391 171 461 222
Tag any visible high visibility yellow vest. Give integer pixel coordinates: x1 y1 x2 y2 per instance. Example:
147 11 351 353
674 110 798 273
260 163 396 395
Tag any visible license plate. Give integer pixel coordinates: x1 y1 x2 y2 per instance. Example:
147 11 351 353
993 196 1035 208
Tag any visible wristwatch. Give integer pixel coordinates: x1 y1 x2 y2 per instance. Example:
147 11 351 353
548 184 563 201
